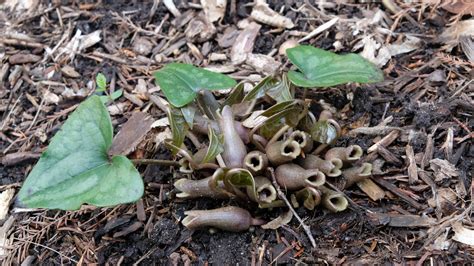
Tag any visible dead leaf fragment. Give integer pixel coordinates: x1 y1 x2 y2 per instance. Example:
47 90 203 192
460 36 474 63
1 0 39 14
261 210 293 229
151 117 169 128
155 127 172 145
438 19 474 51
251 3 294 29
441 0 474 16
359 36 391 67
427 188 457 215
387 36 421 56
0 216 14 258
452 222 474 246
0 189 15 221
201 0 226 23
429 158 459 182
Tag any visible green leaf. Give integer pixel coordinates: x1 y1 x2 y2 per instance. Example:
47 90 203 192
242 75 276 102
167 107 187 155
100 89 123 104
265 74 294 103
201 127 224 164
224 168 256 201
196 91 220 121
16 96 143 210
180 105 196 129
310 121 338 144
223 83 245 106
286 45 384 87
96 73 107 92
154 63 237 107
225 169 254 187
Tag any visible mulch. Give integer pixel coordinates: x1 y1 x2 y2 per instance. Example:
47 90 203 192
0 0 473 265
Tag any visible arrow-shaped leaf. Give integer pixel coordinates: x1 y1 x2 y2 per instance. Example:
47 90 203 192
287 45 384 87
16 96 144 210
154 63 237 107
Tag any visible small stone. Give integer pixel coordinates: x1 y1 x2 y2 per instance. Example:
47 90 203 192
132 37 153 55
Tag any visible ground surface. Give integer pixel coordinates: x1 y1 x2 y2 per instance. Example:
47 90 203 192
0 0 473 265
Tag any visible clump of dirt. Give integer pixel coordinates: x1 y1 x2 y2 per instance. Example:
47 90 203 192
191 230 253 264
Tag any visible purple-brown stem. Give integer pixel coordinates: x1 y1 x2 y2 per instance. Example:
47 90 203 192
217 106 247 168
182 206 265 232
275 163 326 190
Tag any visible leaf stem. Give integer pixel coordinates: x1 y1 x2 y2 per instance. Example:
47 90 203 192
132 159 179 166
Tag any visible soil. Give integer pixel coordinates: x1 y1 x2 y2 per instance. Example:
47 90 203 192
1 0 473 265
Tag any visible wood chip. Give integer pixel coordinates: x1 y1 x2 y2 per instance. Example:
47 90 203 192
299 17 338 43
406 145 419 184
231 22 261 64
1 152 41 166
113 221 143 238
251 2 294 29
368 213 436 227
9 53 41 64
373 177 424 209
109 112 155 156
201 0 226 23
356 179 385 201
368 130 399 153
429 159 459 182
136 199 146 222
421 132 434 169
245 53 281 75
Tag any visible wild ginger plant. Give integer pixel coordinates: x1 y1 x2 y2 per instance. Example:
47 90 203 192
17 45 383 233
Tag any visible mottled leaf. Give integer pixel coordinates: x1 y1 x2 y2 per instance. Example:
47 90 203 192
287 45 384 87
181 105 196 129
223 83 245 106
154 63 236 107
242 75 276 101
168 107 187 155
266 74 294 103
196 91 220 120
201 127 224 164
16 96 143 210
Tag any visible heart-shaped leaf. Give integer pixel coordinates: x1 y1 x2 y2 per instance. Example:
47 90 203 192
16 96 144 210
286 45 384 87
154 63 237 107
